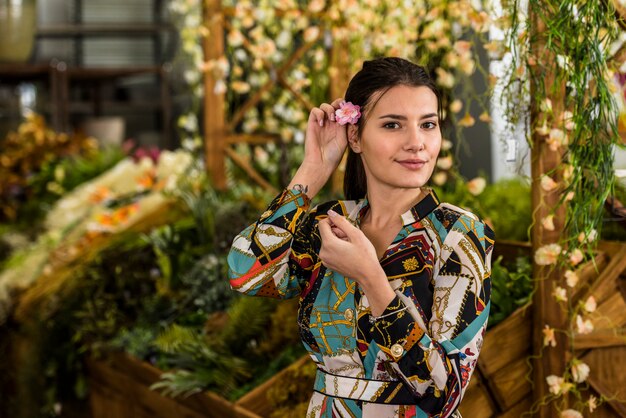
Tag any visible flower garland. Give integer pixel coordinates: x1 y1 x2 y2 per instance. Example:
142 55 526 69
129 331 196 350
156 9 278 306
502 0 621 413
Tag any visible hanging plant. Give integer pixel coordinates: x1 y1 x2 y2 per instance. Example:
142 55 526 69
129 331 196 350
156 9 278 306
501 0 621 413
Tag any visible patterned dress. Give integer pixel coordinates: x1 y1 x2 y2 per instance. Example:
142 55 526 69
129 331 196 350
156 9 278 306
227 188 495 418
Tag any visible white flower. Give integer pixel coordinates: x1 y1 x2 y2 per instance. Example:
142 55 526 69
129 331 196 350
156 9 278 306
467 177 487 196
562 110 576 131
541 175 558 192
436 156 453 170
576 314 594 334
584 296 597 313
541 215 555 231
565 270 579 287
569 249 584 266
561 410 583 418
435 68 455 89
535 121 550 136
546 375 564 395
535 243 562 266
571 361 590 383
441 139 453 151
432 171 448 186
547 128 567 151
553 286 567 302
541 98 553 113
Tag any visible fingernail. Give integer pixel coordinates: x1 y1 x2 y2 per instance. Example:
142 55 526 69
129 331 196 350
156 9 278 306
319 119 324 127
328 209 338 217
330 113 335 122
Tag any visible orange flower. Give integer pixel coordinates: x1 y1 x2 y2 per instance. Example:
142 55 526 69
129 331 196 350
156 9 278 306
543 325 556 347
89 186 112 203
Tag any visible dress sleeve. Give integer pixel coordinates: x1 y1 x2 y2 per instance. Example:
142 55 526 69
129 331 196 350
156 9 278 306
227 188 320 299
369 215 495 416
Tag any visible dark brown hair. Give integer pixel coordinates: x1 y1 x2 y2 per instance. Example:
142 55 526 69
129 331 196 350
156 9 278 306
343 57 442 200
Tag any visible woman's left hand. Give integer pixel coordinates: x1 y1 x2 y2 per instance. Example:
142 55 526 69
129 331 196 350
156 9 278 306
318 210 382 286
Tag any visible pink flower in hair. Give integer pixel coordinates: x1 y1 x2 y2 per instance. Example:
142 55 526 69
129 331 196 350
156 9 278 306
335 101 361 125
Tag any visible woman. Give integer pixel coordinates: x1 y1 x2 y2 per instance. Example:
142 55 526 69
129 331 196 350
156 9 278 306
228 57 495 417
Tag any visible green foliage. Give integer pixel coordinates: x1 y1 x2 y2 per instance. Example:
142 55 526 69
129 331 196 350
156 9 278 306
435 177 532 242
479 178 532 242
267 359 317 418
219 296 278 353
488 256 533 328
601 181 626 242
151 324 248 397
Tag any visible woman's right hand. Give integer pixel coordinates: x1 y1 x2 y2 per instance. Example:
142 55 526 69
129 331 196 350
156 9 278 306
302 98 349 176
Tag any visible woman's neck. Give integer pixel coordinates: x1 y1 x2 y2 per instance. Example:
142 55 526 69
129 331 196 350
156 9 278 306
362 184 424 228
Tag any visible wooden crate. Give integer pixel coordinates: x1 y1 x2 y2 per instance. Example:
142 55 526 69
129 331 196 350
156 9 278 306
87 352 259 418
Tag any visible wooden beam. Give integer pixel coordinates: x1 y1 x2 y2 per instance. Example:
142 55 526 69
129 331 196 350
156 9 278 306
203 0 227 190
225 134 281 145
573 328 626 350
224 147 278 194
329 36 352 196
529 3 569 415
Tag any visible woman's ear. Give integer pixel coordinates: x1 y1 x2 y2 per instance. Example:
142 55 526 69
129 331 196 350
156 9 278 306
347 125 361 153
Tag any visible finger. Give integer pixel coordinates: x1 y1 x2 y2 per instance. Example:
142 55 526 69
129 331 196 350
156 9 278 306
309 107 326 127
327 210 358 238
331 225 349 240
330 98 344 108
318 218 335 242
320 103 336 122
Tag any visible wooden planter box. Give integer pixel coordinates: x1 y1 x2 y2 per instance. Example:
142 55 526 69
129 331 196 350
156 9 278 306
86 240 626 417
86 352 260 418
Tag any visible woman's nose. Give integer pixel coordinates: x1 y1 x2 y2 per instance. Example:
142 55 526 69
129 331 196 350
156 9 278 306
404 127 425 151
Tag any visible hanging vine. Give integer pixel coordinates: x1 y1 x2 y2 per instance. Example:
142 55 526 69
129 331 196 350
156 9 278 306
502 0 622 414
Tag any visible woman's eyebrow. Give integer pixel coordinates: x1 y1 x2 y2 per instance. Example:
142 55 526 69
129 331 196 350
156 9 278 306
378 113 438 120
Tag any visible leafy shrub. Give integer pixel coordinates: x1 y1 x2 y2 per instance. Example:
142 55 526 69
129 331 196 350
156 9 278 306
488 256 533 328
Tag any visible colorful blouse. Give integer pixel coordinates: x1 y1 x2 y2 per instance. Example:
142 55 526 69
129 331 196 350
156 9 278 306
227 188 495 418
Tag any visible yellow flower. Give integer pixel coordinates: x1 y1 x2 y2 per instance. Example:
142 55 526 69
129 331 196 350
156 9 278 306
479 111 491 123
450 100 463 113
458 113 476 127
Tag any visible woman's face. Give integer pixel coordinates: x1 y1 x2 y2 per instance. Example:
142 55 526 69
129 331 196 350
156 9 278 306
349 84 442 193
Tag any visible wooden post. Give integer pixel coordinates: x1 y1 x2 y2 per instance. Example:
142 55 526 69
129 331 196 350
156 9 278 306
203 0 227 190
329 34 352 196
530 5 568 417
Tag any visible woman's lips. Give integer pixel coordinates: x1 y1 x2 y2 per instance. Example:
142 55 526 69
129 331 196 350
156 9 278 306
397 159 427 170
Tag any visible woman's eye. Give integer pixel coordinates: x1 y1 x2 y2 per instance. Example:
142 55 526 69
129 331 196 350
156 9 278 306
422 121 437 129
383 122 401 129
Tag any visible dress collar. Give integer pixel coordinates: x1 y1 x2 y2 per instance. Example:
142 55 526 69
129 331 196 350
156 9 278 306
348 188 440 227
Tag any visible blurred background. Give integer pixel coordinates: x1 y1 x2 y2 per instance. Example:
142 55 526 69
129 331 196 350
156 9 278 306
1 1 626 417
